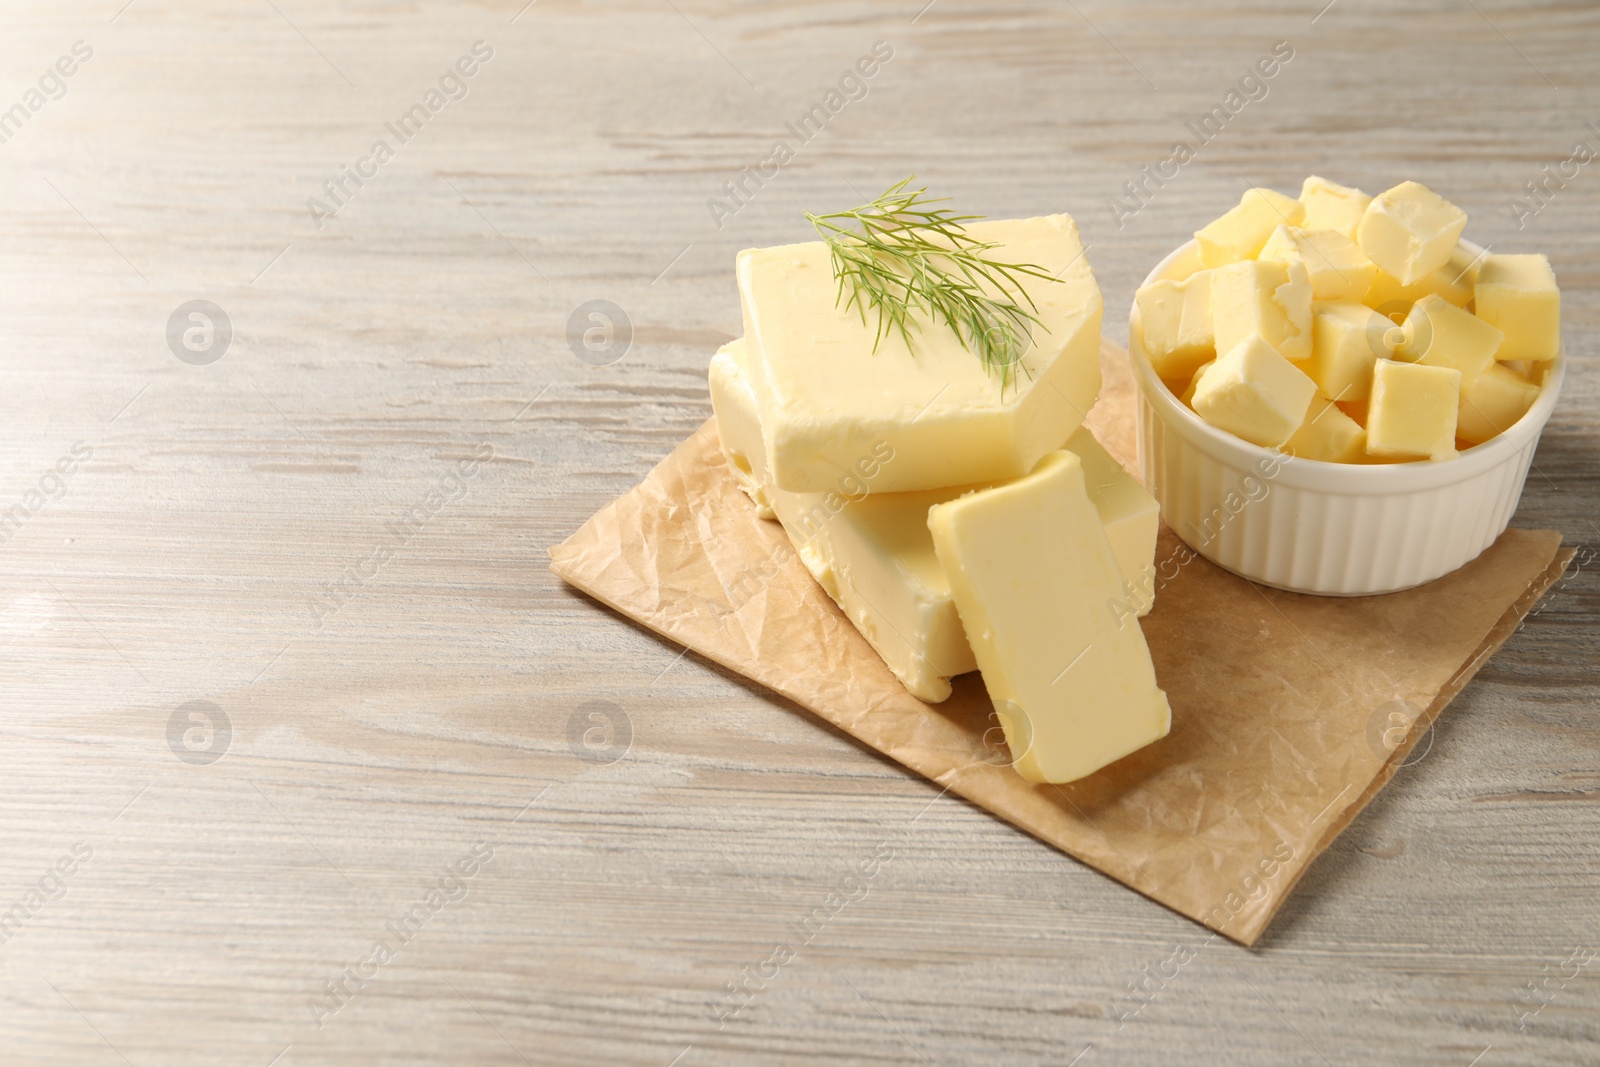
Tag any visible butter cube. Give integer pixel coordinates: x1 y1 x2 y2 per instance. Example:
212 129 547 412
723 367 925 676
1260 226 1378 303
1299 176 1372 240
1458 363 1540 445
1194 187 1305 269
1180 360 1214 407
1191 334 1317 448
928 450 1171 784
709 342 776 519
1363 243 1480 318
1306 301 1394 402
1366 359 1461 461
1135 270 1214 382
1394 293 1502 382
1211 258 1313 362
1284 396 1367 463
1356 181 1469 286
739 214 1103 494
1474 254 1561 361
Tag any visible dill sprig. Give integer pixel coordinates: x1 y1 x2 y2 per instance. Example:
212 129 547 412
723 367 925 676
805 177 1058 389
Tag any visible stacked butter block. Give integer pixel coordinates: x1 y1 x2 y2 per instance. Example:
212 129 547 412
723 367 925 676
709 215 1171 784
1137 177 1558 463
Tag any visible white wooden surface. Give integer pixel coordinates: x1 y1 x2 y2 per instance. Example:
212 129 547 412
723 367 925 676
0 1 1596 1064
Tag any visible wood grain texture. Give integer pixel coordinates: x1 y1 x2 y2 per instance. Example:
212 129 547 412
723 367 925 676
0 1 1595 1064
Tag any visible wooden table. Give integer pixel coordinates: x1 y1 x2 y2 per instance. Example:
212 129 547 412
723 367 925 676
2 1 1595 1063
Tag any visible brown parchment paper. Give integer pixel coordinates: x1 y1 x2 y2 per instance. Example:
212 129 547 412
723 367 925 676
550 340 1570 946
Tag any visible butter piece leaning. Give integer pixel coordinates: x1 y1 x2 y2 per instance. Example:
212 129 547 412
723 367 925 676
1064 428 1159 614
738 215 1103 494
1474 253 1561 361
1299 176 1371 240
1135 270 1214 383
1306 300 1393 402
1356 180 1468 286
928 450 1171 785
1191 334 1317 449
1194 187 1305 269
1285 396 1366 463
709 342 776 519
1395 293 1502 383
1211 258 1313 363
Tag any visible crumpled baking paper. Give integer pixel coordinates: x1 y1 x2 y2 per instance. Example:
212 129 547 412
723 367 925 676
550 340 1569 945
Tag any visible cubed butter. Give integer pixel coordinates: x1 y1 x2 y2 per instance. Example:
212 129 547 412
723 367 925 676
1356 180 1468 286
1306 301 1393 402
1135 270 1214 382
1366 359 1461 461
1457 363 1540 446
928 450 1171 785
1191 334 1317 448
1259 225 1378 302
1474 253 1561 361
1284 396 1366 463
739 214 1103 494
1363 242 1480 317
1194 187 1305 269
1394 293 1502 382
1211 258 1313 362
709 341 776 519
1299 176 1372 240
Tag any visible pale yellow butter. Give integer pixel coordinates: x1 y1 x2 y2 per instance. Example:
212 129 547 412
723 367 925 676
1180 360 1214 408
1194 187 1305 269
1135 270 1214 383
1064 428 1160 610
928 450 1171 785
1356 181 1468 286
708 342 775 519
1299 176 1371 240
1458 363 1540 446
1259 225 1377 303
1306 301 1392 402
1191 334 1317 448
1366 359 1461 461
1364 243 1479 316
1474 253 1561 361
1395 294 1502 382
1211 258 1313 363
738 215 1102 494
1284 396 1366 463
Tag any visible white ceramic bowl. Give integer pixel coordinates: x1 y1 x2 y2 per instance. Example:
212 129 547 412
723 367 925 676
1128 239 1565 596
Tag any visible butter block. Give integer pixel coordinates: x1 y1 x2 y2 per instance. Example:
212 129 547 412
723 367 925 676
1299 176 1371 240
1356 181 1468 286
1364 243 1480 317
739 215 1103 494
1259 225 1378 303
1458 363 1540 445
1394 293 1502 382
1191 334 1317 448
1366 359 1461 461
1194 187 1305 269
1306 301 1393 402
709 341 776 519
1180 360 1214 407
1211 258 1313 363
928 450 1171 785
1135 270 1214 381
1474 253 1561 361
1065 427 1159 612
1284 396 1366 463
